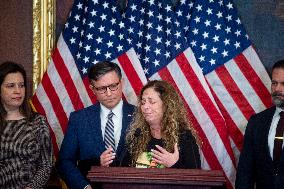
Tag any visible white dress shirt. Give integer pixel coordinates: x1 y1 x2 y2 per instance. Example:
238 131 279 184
268 107 284 159
100 100 123 151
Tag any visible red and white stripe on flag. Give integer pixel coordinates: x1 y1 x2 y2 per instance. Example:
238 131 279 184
149 46 272 188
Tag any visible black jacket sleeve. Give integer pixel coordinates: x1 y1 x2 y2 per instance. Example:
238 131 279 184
235 116 256 189
172 130 201 169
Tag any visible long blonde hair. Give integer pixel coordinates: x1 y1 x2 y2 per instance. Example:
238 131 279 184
126 80 199 165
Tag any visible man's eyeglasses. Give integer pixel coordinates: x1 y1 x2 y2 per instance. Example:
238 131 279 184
91 81 120 94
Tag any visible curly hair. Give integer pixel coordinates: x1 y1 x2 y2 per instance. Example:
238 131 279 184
125 80 199 166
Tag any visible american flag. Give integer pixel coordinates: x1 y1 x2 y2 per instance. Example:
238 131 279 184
31 0 272 188
31 0 147 156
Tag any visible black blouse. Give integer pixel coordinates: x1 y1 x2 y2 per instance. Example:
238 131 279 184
121 129 201 169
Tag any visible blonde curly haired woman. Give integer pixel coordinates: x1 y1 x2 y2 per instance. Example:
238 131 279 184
121 80 200 169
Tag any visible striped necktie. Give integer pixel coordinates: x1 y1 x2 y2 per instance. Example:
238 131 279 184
104 111 115 151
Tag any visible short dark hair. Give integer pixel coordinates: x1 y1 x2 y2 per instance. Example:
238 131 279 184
272 59 284 72
0 61 31 130
88 61 122 81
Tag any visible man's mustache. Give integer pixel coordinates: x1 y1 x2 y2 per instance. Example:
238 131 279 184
272 92 284 98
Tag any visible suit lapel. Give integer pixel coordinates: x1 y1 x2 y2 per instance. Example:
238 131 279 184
116 102 134 156
88 104 105 153
264 107 276 163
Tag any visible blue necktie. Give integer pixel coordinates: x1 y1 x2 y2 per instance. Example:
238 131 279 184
104 111 115 151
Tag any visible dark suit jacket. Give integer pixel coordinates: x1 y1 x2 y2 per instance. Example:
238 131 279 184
236 106 284 189
57 102 135 189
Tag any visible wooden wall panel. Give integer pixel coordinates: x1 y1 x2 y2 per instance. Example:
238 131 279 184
0 1 33 98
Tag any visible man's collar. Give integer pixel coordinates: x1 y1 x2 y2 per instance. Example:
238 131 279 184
100 100 123 117
275 106 283 114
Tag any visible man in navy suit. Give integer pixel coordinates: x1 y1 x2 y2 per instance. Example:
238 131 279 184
236 60 284 189
57 61 135 189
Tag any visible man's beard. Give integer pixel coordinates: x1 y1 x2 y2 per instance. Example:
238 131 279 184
272 92 284 108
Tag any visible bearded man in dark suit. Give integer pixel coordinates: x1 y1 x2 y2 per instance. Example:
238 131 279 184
236 59 284 189
57 61 135 189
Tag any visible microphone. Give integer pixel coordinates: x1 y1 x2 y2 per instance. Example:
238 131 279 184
119 128 141 166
